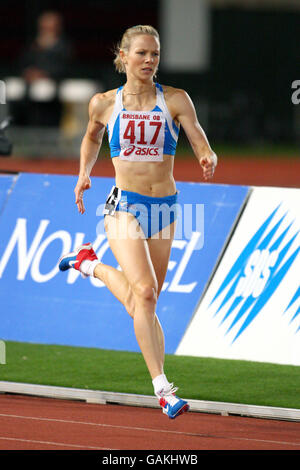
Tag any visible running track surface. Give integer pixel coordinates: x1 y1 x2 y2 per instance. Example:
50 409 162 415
1 155 299 451
1 394 300 450
0 154 300 188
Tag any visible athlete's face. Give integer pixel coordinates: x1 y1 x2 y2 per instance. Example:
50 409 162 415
123 34 160 80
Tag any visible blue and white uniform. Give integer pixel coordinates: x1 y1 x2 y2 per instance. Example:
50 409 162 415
107 83 179 160
103 83 180 238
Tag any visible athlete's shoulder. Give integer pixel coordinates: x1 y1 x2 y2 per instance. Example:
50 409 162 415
160 85 191 115
160 85 190 103
89 88 119 113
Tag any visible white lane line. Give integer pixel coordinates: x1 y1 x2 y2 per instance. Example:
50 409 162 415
0 413 299 448
0 436 112 450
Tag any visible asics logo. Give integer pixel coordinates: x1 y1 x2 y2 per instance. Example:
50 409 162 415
123 145 135 156
123 145 159 157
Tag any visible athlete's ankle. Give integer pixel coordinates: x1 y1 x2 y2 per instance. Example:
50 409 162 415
80 259 100 277
152 373 170 397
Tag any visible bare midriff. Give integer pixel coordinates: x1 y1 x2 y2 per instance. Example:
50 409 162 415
112 154 176 197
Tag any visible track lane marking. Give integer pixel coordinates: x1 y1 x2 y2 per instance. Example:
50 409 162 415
0 436 112 450
0 413 299 448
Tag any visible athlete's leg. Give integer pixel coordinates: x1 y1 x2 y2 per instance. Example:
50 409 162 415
94 263 135 316
146 221 176 369
144 221 189 419
92 222 176 370
94 262 165 367
58 216 189 417
103 211 162 380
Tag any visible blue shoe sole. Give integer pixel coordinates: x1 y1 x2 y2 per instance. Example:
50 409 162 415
169 402 190 419
163 400 190 419
58 253 76 271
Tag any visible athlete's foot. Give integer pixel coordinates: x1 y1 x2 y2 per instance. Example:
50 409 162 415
157 384 190 419
58 243 98 278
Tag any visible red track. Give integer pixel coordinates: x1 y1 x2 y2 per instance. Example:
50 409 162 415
0 394 299 450
0 154 300 188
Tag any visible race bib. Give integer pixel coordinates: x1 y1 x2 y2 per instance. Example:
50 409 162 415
119 111 165 161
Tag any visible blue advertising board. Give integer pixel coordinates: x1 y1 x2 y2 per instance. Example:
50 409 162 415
0 174 16 214
0 173 249 353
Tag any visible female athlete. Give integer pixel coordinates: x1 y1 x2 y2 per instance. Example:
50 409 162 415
59 25 217 419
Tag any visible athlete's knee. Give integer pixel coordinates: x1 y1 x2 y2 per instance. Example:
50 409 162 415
132 280 158 305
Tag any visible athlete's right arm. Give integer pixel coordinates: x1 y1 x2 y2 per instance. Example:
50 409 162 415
75 93 107 214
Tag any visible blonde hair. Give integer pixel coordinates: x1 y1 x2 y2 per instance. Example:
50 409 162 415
114 25 160 74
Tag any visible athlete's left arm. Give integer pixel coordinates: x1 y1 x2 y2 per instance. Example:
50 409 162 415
173 89 217 180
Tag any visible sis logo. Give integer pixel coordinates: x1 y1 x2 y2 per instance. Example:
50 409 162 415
209 204 300 342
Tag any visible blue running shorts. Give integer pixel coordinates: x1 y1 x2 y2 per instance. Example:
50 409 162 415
103 185 178 238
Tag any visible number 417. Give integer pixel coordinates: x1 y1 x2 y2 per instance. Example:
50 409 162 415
123 120 162 145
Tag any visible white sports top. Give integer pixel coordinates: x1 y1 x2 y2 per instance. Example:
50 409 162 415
106 83 180 161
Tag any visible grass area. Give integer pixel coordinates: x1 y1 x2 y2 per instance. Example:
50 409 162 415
1 341 300 410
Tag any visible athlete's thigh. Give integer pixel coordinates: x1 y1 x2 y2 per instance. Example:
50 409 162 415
104 211 157 289
147 221 176 296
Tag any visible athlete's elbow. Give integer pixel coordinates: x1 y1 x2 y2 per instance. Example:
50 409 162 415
85 130 103 146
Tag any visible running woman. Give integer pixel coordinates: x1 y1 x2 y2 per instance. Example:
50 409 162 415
59 25 217 419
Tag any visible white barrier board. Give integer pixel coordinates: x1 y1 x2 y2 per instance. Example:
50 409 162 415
176 187 300 365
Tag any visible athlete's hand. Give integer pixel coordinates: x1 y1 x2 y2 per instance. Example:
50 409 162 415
74 174 91 214
200 153 217 181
